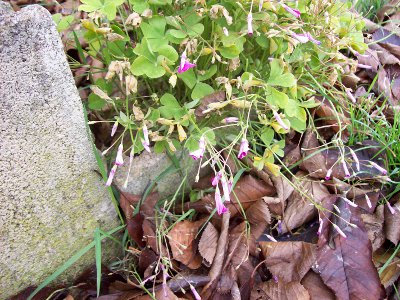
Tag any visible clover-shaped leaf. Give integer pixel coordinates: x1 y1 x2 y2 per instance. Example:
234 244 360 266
178 68 216 100
267 59 297 87
79 0 124 20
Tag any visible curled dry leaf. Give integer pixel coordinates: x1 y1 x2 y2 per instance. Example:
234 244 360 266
361 204 385 251
168 219 205 269
315 197 386 300
314 97 350 135
250 280 310 300
282 171 330 233
374 249 400 288
384 193 400 244
300 271 335 300
199 222 219 266
259 241 316 283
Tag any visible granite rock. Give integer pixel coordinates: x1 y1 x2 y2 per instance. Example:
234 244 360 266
0 3 119 298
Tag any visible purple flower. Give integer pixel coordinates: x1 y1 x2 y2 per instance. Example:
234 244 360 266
221 176 231 202
346 89 357 103
223 27 229 36
115 143 124 166
259 0 264 12
190 285 202 300
247 12 253 36
111 121 118 137
238 138 249 159
222 117 239 124
142 124 151 153
332 223 347 238
342 159 351 178
215 186 228 215
212 171 223 186
387 202 396 215
282 3 301 18
369 161 387 175
292 32 320 45
177 50 196 74
317 218 323 236
325 167 333 180
189 137 206 160
106 164 118 186
273 111 289 130
349 148 360 171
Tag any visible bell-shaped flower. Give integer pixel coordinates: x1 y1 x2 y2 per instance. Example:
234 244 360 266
142 124 151 153
106 164 118 186
325 167 333 180
189 137 206 160
247 12 253 36
177 50 196 74
111 121 118 137
221 176 231 202
370 161 387 175
273 111 289 130
292 32 320 45
212 171 223 186
282 3 301 18
215 186 228 215
238 138 249 159
115 143 124 166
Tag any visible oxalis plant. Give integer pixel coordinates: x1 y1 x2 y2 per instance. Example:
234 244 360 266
73 0 367 215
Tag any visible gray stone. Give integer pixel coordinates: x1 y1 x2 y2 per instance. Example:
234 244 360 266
0 3 119 298
114 150 204 198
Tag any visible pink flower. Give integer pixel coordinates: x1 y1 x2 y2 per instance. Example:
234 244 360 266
106 164 118 186
177 50 196 74
365 194 372 209
282 3 301 18
142 124 151 153
221 176 231 202
238 138 249 159
265 234 277 242
259 0 264 12
325 167 333 180
211 171 223 186
343 197 358 208
222 117 239 123
292 32 321 45
223 27 229 36
332 223 347 238
273 111 289 130
346 89 357 103
190 137 206 160
387 202 396 215
342 159 351 178
111 121 118 137
369 161 387 175
349 148 360 171
357 63 373 70
115 143 124 166
190 285 202 300
215 186 228 215
247 12 253 36
317 218 323 236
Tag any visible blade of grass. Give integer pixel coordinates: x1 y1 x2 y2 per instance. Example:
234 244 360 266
28 225 125 300
94 228 102 297
379 243 400 275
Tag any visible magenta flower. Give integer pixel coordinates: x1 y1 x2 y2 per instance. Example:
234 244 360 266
190 285 202 300
106 164 118 186
111 121 118 137
215 186 228 215
387 202 396 215
365 194 372 209
212 171 223 186
189 136 206 160
177 50 196 74
349 148 360 171
346 89 357 103
342 159 351 178
273 111 289 130
115 143 124 166
369 161 387 175
332 223 347 238
325 167 333 180
292 32 321 45
238 138 249 159
247 12 253 36
317 218 323 236
142 124 151 153
265 234 277 242
221 176 231 202
223 117 239 123
282 3 301 18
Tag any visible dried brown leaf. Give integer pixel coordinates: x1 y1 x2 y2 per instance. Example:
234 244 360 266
314 98 350 134
195 91 226 118
199 222 219 266
374 249 400 288
282 171 330 233
259 241 316 282
168 219 204 269
314 197 386 300
361 205 385 251
250 281 310 300
246 198 272 226
385 193 400 244
300 271 335 300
